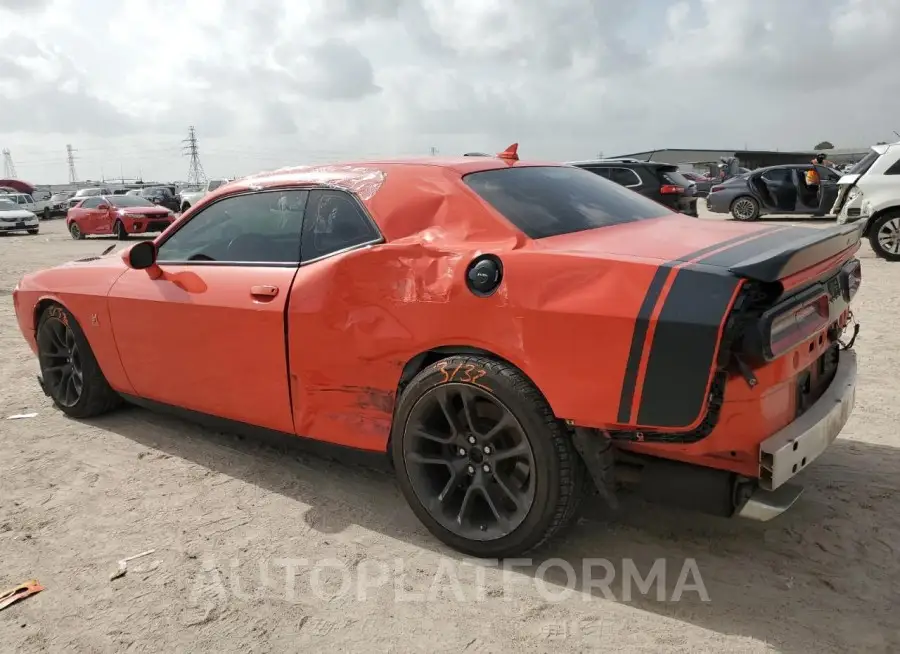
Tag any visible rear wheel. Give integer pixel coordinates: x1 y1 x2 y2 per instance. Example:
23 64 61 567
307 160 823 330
36 305 121 418
69 222 84 240
43 207 50 220
868 212 900 261
731 196 760 221
115 219 129 240
391 355 587 558
27 228 38 235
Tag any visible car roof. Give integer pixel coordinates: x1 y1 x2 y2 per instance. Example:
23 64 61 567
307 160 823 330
200 155 564 242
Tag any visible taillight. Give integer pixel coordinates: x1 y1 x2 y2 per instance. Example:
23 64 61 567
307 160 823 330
709 185 725 193
763 291 830 360
840 258 861 302
659 184 684 194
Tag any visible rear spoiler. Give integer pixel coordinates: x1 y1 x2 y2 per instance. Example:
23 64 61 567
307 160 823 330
727 222 864 283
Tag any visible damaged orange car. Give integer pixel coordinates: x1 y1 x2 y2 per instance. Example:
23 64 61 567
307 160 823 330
13 145 863 558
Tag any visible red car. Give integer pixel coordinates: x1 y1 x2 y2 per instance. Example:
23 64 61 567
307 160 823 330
13 146 862 558
67 194 176 240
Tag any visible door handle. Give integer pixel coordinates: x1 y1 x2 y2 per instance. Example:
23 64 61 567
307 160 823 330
250 285 279 298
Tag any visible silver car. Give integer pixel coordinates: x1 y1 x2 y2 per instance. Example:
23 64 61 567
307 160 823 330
0 197 39 234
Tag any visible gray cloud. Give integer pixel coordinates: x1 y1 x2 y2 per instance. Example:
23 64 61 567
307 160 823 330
3 0 900 183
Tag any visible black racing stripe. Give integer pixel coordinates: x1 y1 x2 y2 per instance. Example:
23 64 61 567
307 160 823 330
636 268 742 428
616 264 672 423
614 226 778 424
670 227 780 264
698 226 814 268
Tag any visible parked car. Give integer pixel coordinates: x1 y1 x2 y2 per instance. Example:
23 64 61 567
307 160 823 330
832 141 900 260
66 194 177 240
46 191 74 218
0 191 53 220
13 150 862 558
681 171 713 197
567 159 699 216
178 178 230 212
135 186 180 212
0 197 39 234
706 164 842 221
65 187 113 211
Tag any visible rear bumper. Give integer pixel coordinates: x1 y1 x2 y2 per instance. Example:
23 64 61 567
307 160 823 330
759 348 857 492
705 194 729 213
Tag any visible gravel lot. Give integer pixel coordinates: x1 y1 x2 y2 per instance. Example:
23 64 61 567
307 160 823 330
1 208 898 654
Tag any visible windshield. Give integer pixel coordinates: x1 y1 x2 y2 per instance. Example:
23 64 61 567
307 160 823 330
110 195 162 208
845 149 880 177
659 168 693 187
464 165 671 239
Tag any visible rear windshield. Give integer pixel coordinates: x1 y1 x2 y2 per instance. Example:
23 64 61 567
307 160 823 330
463 166 671 239
846 149 880 176
658 169 692 187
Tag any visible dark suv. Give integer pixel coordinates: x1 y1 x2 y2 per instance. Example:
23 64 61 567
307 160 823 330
568 159 698 216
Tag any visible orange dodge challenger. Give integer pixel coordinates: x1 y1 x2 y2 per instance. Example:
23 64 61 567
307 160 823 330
12 146 863 558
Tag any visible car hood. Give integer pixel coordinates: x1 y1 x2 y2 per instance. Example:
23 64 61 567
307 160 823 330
0 209 37 220
114 205 170 213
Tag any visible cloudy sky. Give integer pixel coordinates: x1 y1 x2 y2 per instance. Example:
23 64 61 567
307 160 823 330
1 0 898 184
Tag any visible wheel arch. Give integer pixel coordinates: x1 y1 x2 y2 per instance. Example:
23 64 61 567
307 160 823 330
862 205 900 236
387 344 550 458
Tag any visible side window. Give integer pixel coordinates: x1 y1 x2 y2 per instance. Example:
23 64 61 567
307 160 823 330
580 166 610 179
762 168 791 183
81 197 103 209
15 195 26 205
301 190 381 263
25 195 34 203
884 158 900 175
608 167 641 187
157 190 308 264
815 165 840 182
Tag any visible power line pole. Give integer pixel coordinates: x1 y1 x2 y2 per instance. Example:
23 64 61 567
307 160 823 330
430 146 438 156
2 149 17 178
66 144 78 183
182 125 207 185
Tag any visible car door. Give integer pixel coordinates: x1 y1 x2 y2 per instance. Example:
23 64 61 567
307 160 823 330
107 188 308 433
815 165 840 214
74 197 105 232
757 167 793 211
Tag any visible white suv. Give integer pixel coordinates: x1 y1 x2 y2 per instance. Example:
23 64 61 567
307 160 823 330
832 141 900 260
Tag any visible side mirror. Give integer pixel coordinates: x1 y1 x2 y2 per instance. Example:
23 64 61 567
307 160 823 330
124 240 158 271
97 204 110 211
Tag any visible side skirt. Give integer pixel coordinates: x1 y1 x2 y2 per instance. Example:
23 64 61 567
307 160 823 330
118 393 393 472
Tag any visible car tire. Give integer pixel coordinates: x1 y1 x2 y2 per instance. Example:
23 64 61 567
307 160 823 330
730 196 760 221
391 354 588 558
36 304 122 419
27 228 39 235
181 203 191 213
868 211 900 262
115 220 129 240
69 222 84 240
43 207 50 220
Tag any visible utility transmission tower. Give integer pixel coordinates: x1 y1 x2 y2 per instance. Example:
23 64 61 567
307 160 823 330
430 146 439 156
66 144 79 183
2 149 17 178
182 125 207 185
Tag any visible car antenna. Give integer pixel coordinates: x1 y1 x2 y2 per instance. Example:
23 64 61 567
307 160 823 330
101 244 116 256
497 143 519 161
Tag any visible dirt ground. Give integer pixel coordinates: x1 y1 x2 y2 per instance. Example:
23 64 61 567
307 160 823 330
1 208 898 654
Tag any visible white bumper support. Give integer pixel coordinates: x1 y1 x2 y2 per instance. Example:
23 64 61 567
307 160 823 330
758 349 857 492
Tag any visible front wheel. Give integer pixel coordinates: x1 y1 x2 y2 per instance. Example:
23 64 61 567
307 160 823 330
731 196 760 221
869 212 900 261
27 228 38 235
391 355 587 558
36 305 122 418
115 219 129 240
